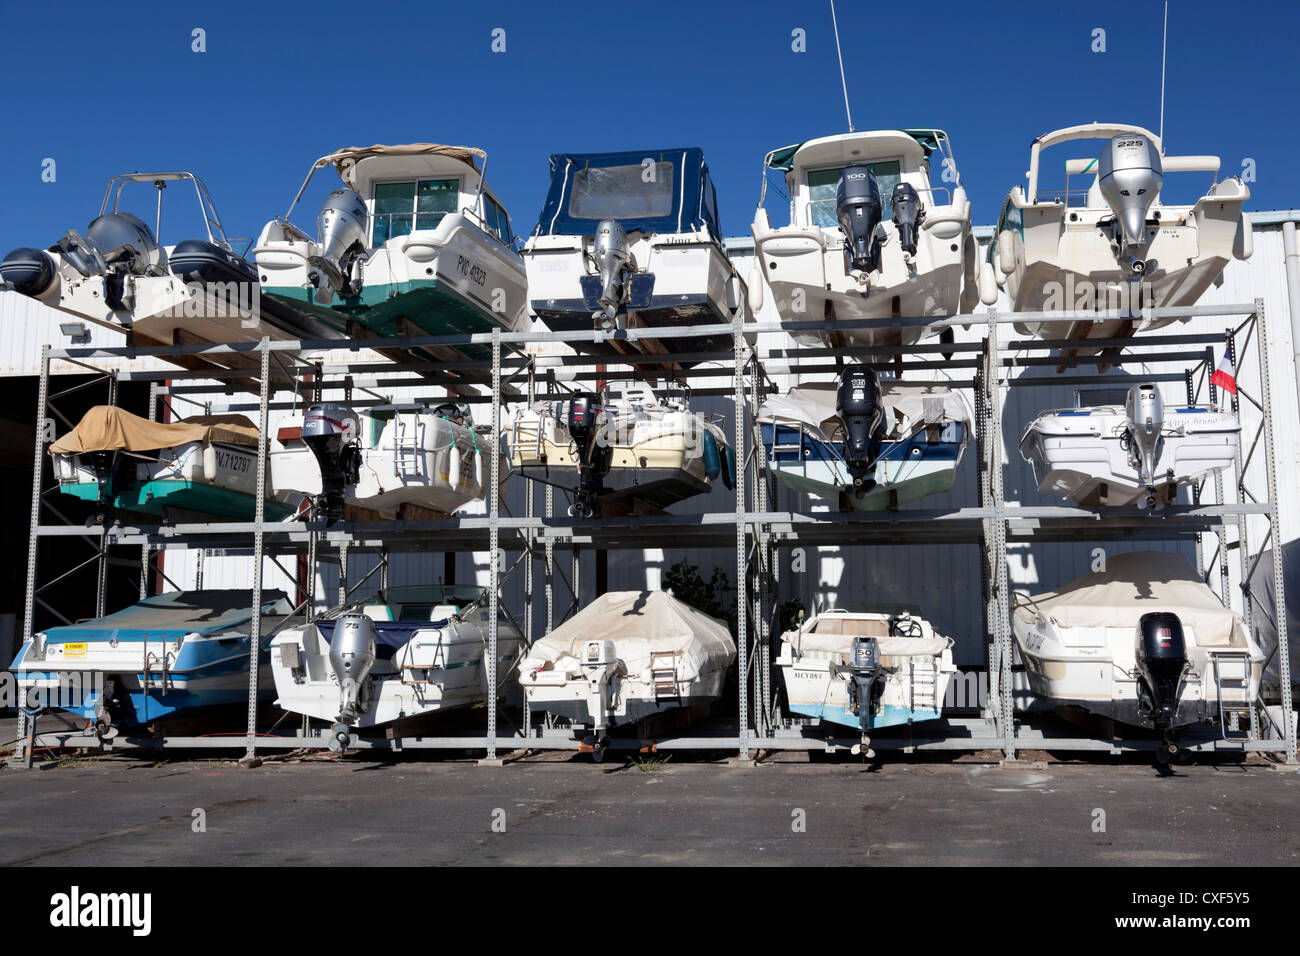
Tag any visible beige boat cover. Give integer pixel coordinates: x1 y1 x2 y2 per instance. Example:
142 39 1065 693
787 612 950 659
49 406 260 455
319 144 484 180
524 590 735 680
1013 551 1245 647
758 381 969 440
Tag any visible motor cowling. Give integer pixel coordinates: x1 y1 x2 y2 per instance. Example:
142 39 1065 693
567 392 612 518
836 165 883 273
328 612 377 724
1136 611 1187 732
309 187 368 300
1125 382 1165 506
837 366 885 492
591 218 632 328
890 183 925 257
1097 133 1163 257
847 636 880 734
302 403 362 525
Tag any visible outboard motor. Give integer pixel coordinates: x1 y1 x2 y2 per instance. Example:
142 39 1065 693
56 212 167 311
1136 611 1188 758
302 403 362 525
328 612 377 726
567 391 612 518
836 366 886 494
890 182 925 258
0 247 58 298
836 165 883 273
1125 383 1165 509
1097 133 1163 272
591 218 633 330
847 635 880 756
308 187 368 302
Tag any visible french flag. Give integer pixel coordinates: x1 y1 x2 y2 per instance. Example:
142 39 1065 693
1210 348 1238 395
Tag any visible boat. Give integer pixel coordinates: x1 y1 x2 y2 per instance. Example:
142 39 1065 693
1019 382 1240 509
270 401 501 524
777 607 956 751
49 405 298 523
1011 552 1265 757
990 123 1253 351
749 129 991 356
0 172 339 363
759 365 970 510
517 590 735 758
502 381 734 517
523 148 751 361
269 584 524 748
253 144 528 361
10 590 295 734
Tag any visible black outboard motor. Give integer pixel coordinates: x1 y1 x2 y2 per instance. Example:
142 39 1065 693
890 183 925 257
847 636 880 754
1137 611 1188 758
302 404 362 525
836 165 883 273
567 392 611 518
836 366 885 494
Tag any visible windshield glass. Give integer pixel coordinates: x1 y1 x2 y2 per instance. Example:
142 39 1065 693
568 161 675 220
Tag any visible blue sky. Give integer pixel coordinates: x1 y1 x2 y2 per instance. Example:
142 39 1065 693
1 0 1295 254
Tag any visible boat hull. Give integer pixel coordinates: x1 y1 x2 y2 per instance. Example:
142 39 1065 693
521 669 728 730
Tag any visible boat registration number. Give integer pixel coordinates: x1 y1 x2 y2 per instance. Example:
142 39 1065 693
63 643 87 657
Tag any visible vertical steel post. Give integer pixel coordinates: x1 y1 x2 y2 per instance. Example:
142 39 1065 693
140 380 159 599
734 306 749 760
1226 331 1253 633
1207 345 1230 603
523 362 535 740
486 327 501 760
987 307 1013 758
17 346 51 762
1252 299 1296 761
243 339 272 763
95 375 118 619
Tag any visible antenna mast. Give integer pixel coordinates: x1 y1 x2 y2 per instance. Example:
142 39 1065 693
830 0 854 133
1158 0 1168 152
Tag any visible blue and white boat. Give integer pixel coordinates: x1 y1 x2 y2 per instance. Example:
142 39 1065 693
759 367 970 510
777 608 956 746
11 590 295 732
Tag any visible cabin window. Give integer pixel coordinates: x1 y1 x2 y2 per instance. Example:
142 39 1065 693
568 162 675 220
372 178 459 245
483 195 513 245
806 160 903 228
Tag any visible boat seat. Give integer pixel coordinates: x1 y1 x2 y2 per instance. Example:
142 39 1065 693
813 617 890 637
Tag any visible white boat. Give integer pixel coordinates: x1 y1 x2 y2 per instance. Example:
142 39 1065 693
750 129 991 356
777 607 955 749
0 172 338 354
1019 383 1240 509
11 590 293 734
518 590 735 756
254 144 528 358
759 366 970 510
1011 552 1265 756
49 405 298 522
503 382 734 517
271 402 501 523
991 123 1253 350
523 148 751 361
270 585 523 748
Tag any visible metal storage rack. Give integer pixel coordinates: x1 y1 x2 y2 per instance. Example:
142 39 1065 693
14 299 1297 765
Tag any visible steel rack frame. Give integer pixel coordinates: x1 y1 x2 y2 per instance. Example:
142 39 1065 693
13 301 1296 765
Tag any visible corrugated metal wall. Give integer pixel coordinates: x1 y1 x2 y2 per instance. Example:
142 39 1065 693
6 222 1298 668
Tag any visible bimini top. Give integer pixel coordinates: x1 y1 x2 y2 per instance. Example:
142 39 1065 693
764 129 946 171
49 406 260 455
315 143 485 181
533 148 721 239
1012 552 1247 647
38 590 291 644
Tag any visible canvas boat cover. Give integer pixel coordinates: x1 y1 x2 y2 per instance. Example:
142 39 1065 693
764 129 944 171
758 381 969 441
786 613 950 659
1013 552 1246 647
319 143 484 179
38 590 290 644
49 406 259 455
524 590 734 680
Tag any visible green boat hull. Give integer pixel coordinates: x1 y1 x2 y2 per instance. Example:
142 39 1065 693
61 480 297 522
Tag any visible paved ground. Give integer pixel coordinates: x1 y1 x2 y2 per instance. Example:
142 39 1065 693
0 750 1294 866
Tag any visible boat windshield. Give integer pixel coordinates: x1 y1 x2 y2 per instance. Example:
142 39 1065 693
806 160 902 227
370 585 487 620
570 162 675 220
371 180 514 247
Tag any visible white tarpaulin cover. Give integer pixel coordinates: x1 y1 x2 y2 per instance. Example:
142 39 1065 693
786 614 950 660
1013 551 1246 647
757 381 970 441
523 591 735 680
